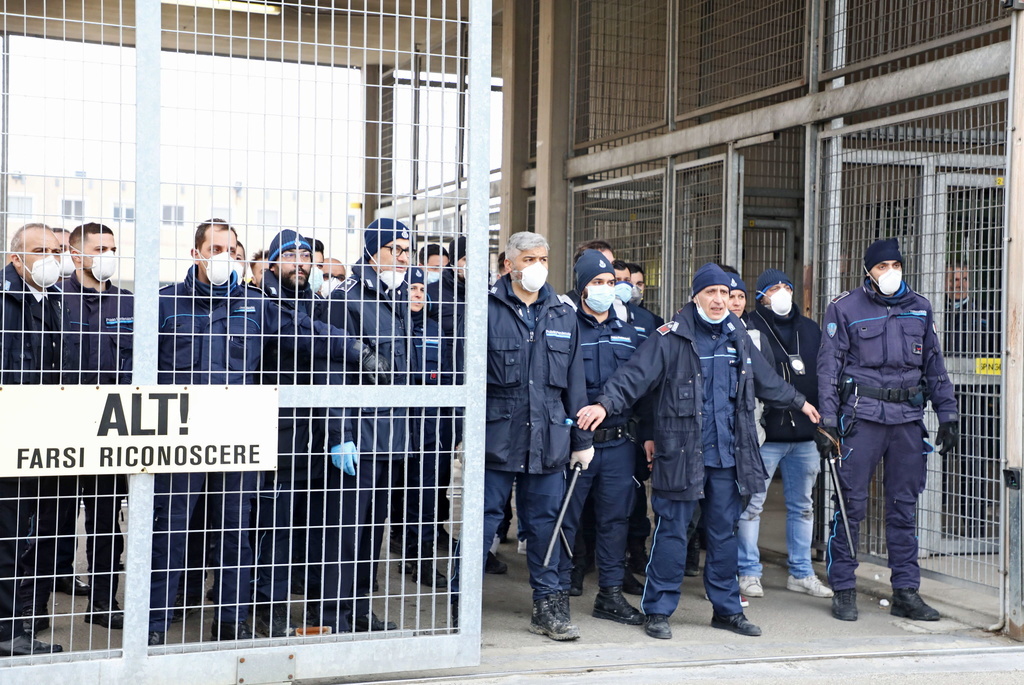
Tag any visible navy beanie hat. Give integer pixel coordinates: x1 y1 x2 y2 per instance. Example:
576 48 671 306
364 218 411 259
406 266 427 286
691 263 734 297
448 236 468 262
864 238 903 272
267 229 311 263
755 268 794 300
731 275 748 294
574 249 615 293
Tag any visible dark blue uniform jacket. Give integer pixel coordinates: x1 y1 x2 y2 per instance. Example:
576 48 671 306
259 269 345 481
595 303 805 501
0 263 63 386
485 276 593 474
328 261 408 458
58 274 133 385
817 279 958 428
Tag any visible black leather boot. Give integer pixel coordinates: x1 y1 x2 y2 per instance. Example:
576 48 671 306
890 588 940 621
528 596 580 641
832 588 858 621
593 586 643 625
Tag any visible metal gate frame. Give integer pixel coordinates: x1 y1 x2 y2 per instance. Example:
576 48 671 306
811 95 1009 595
3 0 492 682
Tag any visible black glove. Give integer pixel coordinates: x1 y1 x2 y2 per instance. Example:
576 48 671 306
935 421 960 457
814 426 841 459
356 341 392 384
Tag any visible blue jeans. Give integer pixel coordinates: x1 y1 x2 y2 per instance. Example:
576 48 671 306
736 440 820 579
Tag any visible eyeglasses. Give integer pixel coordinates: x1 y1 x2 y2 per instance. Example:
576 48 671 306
278 250 312 262
382 244 410 257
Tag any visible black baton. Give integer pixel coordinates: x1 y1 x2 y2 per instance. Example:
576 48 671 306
819 428 856 559
544 463 583 567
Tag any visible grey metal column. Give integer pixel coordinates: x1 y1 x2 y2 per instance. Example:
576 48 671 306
1003 3 1024 641
123 0 161 672
534 0 573 291
459 0 493 651
499 0 532 247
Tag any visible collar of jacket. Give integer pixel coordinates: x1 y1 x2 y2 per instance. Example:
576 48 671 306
352 260 407 299
577 303 622 329
441 268 465 296
62 273 123 298
860 277 912 307
184 265 241 299
671 302 744 343
0 261 59 303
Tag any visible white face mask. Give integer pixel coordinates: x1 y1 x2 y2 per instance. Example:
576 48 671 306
59 253 76 278
90 253 118 282
306 266 324 293
426 270 441 285
232 262 246 284
875 269 903 296
30 255 63 289
205 252 234 286
377 268 405 291
517 262 548 293
321 276 343 297
695 301 728 325
769 288 793 316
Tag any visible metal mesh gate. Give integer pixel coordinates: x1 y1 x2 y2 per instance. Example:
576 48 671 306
571 167 666 314
0 0 491 682
815 95 1007 591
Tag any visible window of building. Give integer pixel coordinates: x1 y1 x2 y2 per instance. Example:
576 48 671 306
162 204 185 225
8 196 33 220
113 205 135 222
62 198 85 221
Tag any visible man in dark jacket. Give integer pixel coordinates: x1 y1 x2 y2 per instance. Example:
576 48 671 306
817 239 959 622
252 229 344 638
578 263 819 641
451 231 594 641
737 268 833 601
556 250 644 627
47 222 133 630
149 219 376 646
0 223 64 656
322 218 412 634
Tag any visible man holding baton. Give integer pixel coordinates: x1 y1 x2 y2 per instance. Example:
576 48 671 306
578 264 818 640
451 231 593 641
816 239 959 622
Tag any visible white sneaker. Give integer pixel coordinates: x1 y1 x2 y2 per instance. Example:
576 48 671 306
787 574 834 598
517 539 528 555
739 575 764 598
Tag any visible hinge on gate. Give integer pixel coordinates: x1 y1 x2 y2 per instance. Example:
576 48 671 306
1001 0 1024 10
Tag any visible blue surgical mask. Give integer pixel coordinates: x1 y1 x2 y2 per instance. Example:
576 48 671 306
614 281 634 304
307 266 324 294
584 284 616 313
696 302 728 325
426 270 441 285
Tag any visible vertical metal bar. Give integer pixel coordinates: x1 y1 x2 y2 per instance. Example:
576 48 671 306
1 34 7 248
124 0 162 668
1002 5 1024 639
723 143 741 268
662 162 677 318
460 0 492 651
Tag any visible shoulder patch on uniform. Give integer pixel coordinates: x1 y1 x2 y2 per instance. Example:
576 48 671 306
489 286 498 294
657 321 678 335
340 278 357 293
831 291 851 303
827 322 837 338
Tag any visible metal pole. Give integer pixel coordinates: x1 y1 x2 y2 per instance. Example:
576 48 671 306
1000 3 1024 640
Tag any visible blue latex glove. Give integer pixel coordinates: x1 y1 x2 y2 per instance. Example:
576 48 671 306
330 442 359 476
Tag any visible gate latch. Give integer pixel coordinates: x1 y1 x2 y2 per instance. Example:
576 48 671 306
1004 469 1021 491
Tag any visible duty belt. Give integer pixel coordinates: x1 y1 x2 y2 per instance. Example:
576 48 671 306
592 425 628 444
854 384 923 403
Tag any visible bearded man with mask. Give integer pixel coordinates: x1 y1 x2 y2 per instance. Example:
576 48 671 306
816 238 959 623
0 223 64 656
577 263 819 640
736 268 832 602
450 231 593 641
149 219 381 645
